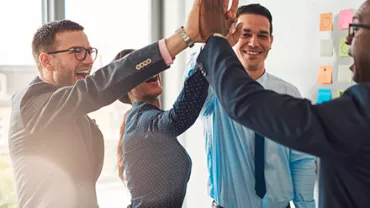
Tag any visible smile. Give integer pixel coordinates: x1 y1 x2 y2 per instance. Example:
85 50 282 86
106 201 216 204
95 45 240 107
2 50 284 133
244 50 262 55
76 70 91 79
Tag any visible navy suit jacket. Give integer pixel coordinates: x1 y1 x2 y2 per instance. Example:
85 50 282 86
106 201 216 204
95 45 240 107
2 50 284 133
197 36 370 208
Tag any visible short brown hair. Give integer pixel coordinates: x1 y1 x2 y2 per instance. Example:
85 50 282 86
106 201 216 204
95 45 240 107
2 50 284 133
32 20 84 70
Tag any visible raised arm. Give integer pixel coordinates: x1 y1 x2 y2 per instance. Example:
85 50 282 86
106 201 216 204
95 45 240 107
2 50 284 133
197 36 368 160
149 70 209 138
184 50 216 116
20 43 171 134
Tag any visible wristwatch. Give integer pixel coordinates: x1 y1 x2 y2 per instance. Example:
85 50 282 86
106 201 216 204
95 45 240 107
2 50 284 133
176 26 194 48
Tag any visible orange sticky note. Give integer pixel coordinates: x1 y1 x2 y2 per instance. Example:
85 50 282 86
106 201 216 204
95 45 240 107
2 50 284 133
318 66 332 84
320 13 333 31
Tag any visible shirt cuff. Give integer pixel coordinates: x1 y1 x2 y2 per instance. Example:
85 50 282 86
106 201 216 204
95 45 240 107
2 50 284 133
159 38 175 66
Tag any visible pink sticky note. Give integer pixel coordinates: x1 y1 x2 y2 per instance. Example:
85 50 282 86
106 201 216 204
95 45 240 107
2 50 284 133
338 9 354 30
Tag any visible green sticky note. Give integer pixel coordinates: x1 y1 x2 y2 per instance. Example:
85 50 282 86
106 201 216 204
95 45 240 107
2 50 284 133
339 38 350 57
338 90 344 97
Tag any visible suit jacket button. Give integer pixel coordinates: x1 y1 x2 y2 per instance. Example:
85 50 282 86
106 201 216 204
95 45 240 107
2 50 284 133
136 65 141 70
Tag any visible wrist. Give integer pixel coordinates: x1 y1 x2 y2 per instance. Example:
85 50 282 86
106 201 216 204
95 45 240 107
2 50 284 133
165 32 188 58
176 26 195 48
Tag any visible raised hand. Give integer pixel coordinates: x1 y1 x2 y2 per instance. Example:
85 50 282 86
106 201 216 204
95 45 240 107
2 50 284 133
226 21 244 46
184 0 203 43
199 0 239 40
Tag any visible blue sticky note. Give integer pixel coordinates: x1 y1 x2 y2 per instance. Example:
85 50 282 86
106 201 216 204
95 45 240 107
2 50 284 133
317 89 332 104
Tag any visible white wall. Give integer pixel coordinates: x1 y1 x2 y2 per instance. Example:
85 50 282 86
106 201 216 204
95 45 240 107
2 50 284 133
245 0 362 99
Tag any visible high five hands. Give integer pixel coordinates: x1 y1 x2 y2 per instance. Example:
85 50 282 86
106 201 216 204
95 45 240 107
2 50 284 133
184 0 243 46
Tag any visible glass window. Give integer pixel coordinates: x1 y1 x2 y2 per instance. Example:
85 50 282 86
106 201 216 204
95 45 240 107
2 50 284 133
65 1 152 207
0 1 42 207
0 0 42 65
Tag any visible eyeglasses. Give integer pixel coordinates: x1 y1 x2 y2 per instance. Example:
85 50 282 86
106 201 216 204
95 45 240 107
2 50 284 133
47 47 98 61
347 23 370 45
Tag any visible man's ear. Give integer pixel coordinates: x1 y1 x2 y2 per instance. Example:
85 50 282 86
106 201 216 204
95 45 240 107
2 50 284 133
269 35 274 49
39 53 54 71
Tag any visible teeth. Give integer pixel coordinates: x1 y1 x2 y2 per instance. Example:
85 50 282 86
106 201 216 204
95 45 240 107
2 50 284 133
76 70 90 75
246 51 260 55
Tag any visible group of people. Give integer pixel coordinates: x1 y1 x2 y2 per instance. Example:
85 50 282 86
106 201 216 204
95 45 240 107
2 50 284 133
7 0 370 207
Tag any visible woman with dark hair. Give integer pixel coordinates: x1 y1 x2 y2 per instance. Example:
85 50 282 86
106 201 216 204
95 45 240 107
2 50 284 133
114 49 209 208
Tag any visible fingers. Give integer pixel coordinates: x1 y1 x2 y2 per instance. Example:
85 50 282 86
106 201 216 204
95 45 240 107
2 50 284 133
222 0 230 13
229 0 239 15
191 0 201 13
192 0 201 7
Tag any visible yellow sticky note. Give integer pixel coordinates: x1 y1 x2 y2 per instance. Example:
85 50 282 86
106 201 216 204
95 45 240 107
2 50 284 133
318 66 332 84
338 90 344 97
320 39 333 56
320 13 333 31
339 38 350 57
338 65 352 83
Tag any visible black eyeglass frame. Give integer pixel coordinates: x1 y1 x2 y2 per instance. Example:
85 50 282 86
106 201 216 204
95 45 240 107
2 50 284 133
47 47 98 61
348 23 370 37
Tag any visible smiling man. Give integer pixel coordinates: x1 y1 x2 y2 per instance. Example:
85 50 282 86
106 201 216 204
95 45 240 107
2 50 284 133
195 0 370 207
7 0 224 204
185 4 316 208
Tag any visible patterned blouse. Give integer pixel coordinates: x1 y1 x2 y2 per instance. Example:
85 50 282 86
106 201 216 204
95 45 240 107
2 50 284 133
123 70 209 208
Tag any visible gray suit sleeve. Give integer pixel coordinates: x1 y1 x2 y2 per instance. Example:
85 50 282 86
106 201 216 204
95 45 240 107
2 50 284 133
20 42 169 134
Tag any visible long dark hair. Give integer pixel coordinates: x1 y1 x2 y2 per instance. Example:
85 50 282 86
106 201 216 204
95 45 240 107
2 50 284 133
114 49 135 181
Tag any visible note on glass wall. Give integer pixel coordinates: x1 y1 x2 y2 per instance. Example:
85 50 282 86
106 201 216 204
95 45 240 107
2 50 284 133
320 39 333 56
338 9 354 30
318 65 332 84
338 90 344 97
339 38 350 57
317 89 332 104
320 12 333 31
338 65 352 83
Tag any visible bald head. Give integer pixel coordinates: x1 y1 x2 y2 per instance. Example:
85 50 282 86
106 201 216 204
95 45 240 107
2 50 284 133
347 0 370 83
355 0 370 24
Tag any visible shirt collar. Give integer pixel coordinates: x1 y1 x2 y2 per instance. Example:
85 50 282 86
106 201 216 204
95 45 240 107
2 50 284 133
255 70 268 85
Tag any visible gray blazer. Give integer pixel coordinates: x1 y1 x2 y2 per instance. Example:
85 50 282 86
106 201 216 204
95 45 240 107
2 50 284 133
8 42 169 208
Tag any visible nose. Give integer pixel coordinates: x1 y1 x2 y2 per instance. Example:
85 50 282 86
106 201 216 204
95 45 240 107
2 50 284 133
83 53 94 65
248 35 259 47
345 35 353 46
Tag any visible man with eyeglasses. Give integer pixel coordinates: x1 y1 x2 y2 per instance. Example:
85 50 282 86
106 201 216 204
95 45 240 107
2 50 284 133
7 0 237 207
193 0 370 207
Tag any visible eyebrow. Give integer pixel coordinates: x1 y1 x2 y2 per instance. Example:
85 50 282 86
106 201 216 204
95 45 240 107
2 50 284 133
243 28 270 35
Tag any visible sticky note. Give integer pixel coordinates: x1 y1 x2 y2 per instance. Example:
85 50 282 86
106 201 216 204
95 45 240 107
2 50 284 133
320 13 333 31
338 65 352 83
338 90 344 97
339 38 350 57
317 89 332 104
320 39 333 56
338 9 354 30
318 66 332 84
